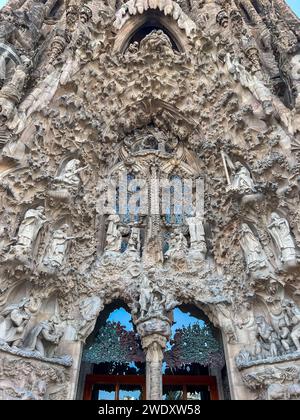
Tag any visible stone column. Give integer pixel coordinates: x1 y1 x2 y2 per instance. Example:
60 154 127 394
142 334 167 400
136 317 171 400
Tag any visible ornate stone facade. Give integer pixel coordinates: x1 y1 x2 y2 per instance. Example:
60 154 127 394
0 0 299 400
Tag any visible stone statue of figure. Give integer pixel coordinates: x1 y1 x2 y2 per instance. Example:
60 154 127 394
139 274 153 319
12 207 46 258
268 213 296 266
186 213 207 258
0 297 31 346
149 286 166 318
231 163 256 194
226 53 273 115
165 230 187 264
240 224 267 274
126 227 140 258
277 310 292 353
138 272 167 319
254 316 280 359
55 159 84 188
43 224 75 269
22 317 63 358
78 295 103 341
105 214 122 253
282 300 300 352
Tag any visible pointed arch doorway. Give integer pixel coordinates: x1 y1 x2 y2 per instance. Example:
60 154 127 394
76 303 229 400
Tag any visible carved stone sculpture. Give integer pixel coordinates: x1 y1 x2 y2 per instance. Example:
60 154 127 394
43 225 74 269
49 160 85 201
104 214 122 254
268 213 297 268
231 164 256 195
0 298 31 346
138 274 153 320
165 229 187 267
186 214 207 260
125 227 141 260
0 0 299 402
226 53 273 115
254 316 280 359
22 317 63 358
0 64 27 128
55 159 83 189
114 0 196 37
268 383 300 400
239 224 268 278
282 300 300 352
9 207 46 262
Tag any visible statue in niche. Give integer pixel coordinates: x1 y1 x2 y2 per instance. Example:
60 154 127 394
43 224 75 269
125 227 141 260
22 317 64 358
78 295 103 341
104 214 122 254
165 229 188 267
186 213 207 260
0 298 32 346
254 316 281 359
239 224 269 277
9 207 46 261
268 213 297 267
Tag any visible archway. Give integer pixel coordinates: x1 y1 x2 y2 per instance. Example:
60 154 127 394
77 303 230 400
76 301 145 400
121 12 183 53
113 10 192 53
162 305 230 400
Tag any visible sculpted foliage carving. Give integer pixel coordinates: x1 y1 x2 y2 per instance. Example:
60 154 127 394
0 0 299 400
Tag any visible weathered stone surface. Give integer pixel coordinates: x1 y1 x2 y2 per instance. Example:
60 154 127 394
0 0 299 400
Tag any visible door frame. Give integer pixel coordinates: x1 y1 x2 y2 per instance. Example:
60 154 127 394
83 374 219 400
